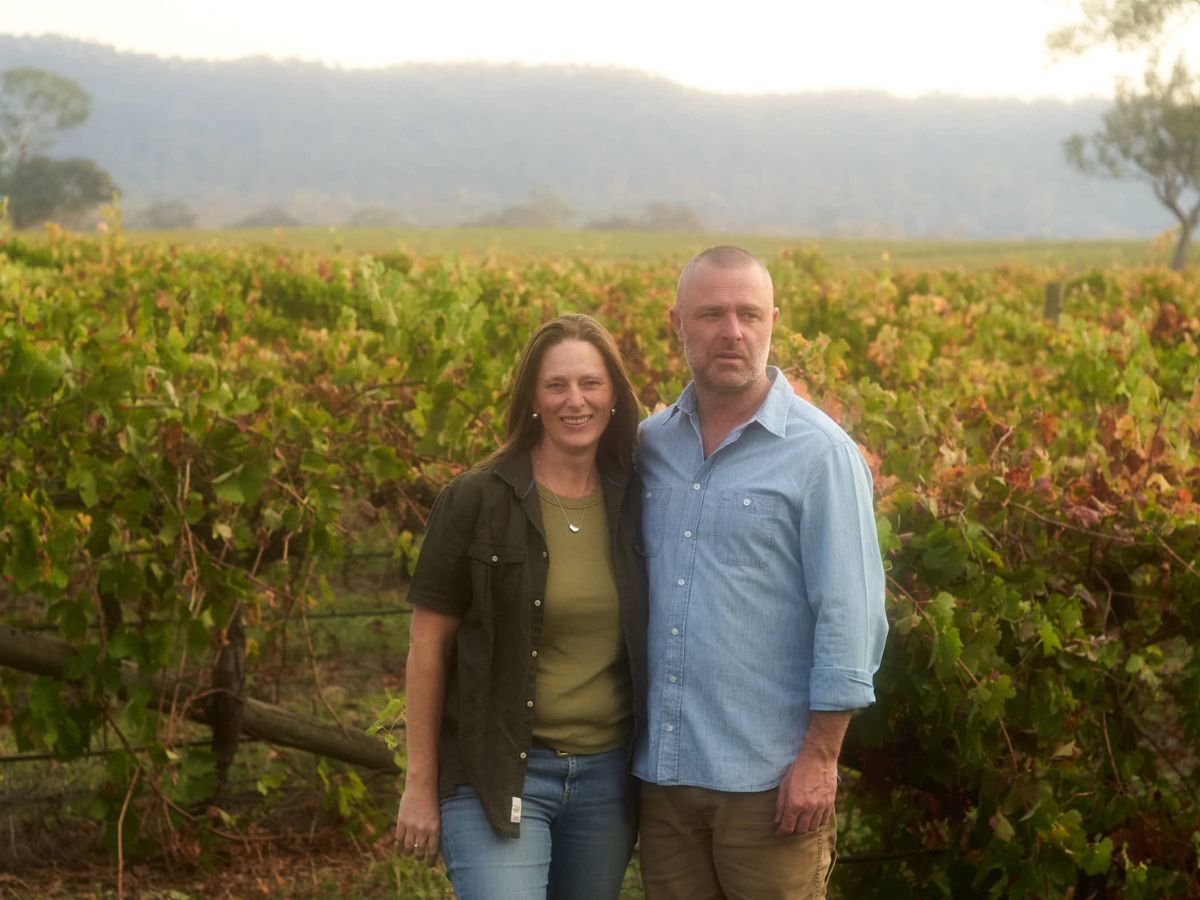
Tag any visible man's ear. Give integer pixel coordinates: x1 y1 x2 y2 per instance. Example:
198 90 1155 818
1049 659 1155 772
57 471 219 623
668 304 682 338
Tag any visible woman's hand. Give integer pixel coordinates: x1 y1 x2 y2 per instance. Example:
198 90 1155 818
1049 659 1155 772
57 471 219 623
395 785 441 865
395 607 461 866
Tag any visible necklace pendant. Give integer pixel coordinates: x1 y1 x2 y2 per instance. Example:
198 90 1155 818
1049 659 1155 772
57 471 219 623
568 523 581 533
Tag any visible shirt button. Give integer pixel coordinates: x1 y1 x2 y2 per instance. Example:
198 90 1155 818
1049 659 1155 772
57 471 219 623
692 483 701 491
683 530 693 538
491 554 499 562
742 498 752 507
671 627 680 636
665 724 674 732
526 700 534 708
645 491 653 499
676 577 685 586
668 675 678 683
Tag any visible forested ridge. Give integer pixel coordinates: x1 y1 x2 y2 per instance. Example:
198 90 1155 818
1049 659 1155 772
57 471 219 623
0 34 1163 236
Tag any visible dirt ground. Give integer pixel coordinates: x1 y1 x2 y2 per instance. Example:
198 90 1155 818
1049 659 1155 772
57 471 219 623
0 816 455 899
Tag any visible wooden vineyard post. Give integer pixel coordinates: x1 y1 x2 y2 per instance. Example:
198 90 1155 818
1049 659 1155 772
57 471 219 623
210 606 246 796
1044 281 1063 323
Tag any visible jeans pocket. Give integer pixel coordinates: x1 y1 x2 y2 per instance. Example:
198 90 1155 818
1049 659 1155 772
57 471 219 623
638 487 671 558
715 489 777 567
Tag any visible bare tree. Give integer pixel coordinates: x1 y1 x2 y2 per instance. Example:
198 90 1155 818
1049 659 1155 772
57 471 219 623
1066 60 1200 269
0 68 91 169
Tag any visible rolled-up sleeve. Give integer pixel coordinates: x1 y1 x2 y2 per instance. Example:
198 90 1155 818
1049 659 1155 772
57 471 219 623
800 441 889 711
407 476 477 616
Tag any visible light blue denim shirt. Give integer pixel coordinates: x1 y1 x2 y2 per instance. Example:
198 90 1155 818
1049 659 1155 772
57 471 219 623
633 367 888 791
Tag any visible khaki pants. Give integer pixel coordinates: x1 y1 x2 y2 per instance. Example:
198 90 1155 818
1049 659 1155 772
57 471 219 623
638 783 836 900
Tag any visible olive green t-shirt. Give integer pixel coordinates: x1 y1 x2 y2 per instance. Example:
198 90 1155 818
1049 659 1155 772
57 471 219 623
533 484 633 754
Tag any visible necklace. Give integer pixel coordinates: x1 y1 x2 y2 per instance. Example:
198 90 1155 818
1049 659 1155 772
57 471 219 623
534 457 596 534
549 488 589 533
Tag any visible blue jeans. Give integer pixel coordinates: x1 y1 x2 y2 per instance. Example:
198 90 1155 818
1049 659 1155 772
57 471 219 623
439 745 636 899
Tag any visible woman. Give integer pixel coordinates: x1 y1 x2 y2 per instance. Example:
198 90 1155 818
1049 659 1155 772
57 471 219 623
395 314 647 899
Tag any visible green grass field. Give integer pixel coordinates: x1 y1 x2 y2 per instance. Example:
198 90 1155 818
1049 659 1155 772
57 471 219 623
117 225 1194 270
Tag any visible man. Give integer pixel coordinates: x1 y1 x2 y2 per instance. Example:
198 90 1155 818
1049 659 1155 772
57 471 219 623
634 245 888 899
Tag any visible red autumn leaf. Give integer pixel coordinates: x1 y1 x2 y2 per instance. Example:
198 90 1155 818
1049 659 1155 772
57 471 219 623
1004 466 1031 489
1036 412 1058 445
820 392 845 423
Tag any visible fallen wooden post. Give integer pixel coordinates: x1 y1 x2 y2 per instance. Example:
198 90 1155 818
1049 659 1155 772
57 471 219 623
0 625 400 774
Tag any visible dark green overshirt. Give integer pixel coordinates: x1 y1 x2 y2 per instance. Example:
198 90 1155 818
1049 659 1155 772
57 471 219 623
405 451 648 838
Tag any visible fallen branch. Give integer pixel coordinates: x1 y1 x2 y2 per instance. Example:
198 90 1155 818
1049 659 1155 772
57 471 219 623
0 625 400 774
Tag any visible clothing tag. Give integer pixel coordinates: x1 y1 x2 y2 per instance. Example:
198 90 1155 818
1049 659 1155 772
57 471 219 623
510 797 522 823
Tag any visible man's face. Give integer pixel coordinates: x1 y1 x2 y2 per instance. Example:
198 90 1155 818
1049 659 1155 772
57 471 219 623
670 262 778 396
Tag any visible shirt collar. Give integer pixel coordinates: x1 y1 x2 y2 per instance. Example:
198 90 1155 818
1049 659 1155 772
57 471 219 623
494 452 536 498
669 366 790 439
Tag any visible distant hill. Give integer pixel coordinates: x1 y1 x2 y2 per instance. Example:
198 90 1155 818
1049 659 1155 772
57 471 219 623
0 34 1164 238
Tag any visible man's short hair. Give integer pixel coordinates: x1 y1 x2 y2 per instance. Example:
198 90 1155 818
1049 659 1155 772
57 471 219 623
676 245 773 301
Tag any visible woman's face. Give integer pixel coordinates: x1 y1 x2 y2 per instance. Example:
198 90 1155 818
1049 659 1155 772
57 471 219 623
532 338 615 459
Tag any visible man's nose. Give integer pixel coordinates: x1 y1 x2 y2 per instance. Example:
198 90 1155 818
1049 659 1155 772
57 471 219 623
718 312 743 340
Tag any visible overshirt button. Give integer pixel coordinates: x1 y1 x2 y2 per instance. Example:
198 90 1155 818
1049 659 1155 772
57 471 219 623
542 551 548 558
671 627 680 636
491 554 499 562
692 483 701 491
683 530 693 538
742 498 752 507
665 724 674 732
526 700 534 708
520 752 527 760
534 599 542 607
531 650 538 658
676 577 685 586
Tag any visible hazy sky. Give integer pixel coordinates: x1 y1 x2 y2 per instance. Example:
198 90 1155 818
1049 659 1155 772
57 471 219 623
4 0 1194 99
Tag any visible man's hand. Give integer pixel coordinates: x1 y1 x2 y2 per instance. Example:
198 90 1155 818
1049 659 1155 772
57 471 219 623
774 751 838 835
395 787 441 866
773 710 851 835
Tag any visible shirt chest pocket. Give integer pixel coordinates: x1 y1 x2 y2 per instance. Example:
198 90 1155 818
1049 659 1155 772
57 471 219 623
716 490 778 568
639 487 672 558
466 541 527 619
